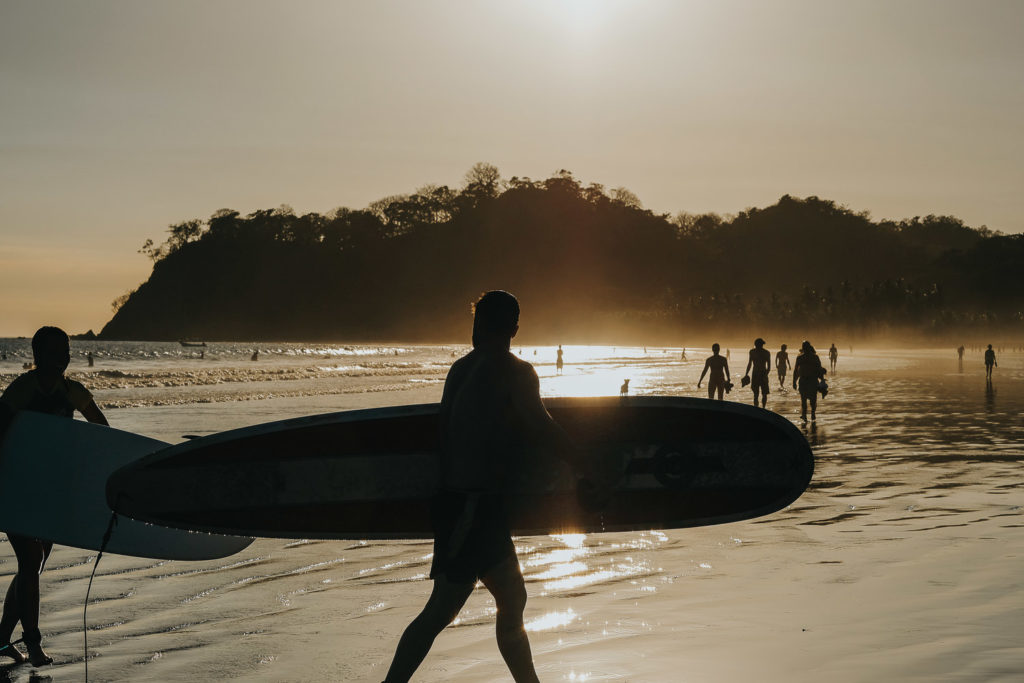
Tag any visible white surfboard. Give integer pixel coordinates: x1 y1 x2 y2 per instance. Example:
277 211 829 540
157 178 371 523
0 412 252 560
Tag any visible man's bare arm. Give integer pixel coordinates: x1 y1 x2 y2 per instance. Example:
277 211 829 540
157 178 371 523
80 400 109 426
513 365 586 473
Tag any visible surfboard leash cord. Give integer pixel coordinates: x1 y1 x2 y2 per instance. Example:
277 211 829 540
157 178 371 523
83 508 118 682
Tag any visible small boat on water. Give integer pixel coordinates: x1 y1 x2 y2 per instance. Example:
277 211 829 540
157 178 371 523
179 341 207 347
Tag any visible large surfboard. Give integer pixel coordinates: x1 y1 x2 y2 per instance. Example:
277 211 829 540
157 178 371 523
107 397 813 539
0 412 253 560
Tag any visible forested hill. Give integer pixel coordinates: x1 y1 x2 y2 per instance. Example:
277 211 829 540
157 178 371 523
99 165 1023 342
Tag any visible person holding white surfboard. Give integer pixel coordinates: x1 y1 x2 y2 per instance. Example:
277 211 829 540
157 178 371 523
0 326 108 666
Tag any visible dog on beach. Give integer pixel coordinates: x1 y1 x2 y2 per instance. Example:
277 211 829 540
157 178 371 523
620 379 630 396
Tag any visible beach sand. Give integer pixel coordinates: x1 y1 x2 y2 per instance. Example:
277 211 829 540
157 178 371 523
1 346 1022 681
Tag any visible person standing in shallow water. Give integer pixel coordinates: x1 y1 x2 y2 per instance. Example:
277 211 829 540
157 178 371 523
793 341 825 421
984 344 997 380
744 338 771 408
0 327 109 666
776 343 791 389
828 343 838 374
697 343 730 400
957 345 965 372
556 344 564 375
383 291 590 683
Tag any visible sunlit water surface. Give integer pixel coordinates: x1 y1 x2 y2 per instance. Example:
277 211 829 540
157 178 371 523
0 342 1022 681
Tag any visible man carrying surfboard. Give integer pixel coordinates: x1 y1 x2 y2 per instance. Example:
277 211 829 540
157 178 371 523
383 290 589 683
0 326 109 666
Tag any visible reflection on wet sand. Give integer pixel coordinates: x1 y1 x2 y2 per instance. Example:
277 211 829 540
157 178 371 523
2 349 1022 681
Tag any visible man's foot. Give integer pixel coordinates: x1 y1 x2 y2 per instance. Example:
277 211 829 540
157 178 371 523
25 645 52 667
800 413 807 421
811 413 816 421
0 642 26 664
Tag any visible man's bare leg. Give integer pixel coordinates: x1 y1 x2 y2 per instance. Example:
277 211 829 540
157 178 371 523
481 556 539 683
383 576 474 682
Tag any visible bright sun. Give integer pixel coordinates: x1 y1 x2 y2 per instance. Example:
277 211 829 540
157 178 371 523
539 0 615 35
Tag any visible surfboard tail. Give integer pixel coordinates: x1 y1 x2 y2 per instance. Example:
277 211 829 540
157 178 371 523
0 412 252 561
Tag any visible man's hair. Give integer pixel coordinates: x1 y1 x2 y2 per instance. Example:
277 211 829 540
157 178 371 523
754 338 765 347
32 326 70 365
472 290 519 342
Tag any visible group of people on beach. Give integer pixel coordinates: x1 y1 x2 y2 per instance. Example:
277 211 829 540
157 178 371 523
0 298 1014 678
696 339 831 420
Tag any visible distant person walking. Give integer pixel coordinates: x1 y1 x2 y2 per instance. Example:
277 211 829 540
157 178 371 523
793 341 825 421
828 343 838 373
984 344 997 380
698 343 731 400
680 347 687 361
86 351 94 367
556 345 564 375
251 350 259 362
743 338 771 408
957 345 965 372
0 327 109 666
776 344 791 389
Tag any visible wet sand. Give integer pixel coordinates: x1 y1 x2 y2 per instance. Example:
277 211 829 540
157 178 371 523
1 348 1022 681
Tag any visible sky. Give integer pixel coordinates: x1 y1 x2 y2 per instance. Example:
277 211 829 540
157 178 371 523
1 0 1022 336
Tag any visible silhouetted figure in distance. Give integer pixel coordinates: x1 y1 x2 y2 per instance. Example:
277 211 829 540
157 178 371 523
620 378 630 396
957 345 965 372
828 343 838 373
744 338 771 408
776 343 791 389
793 341 825 421
556 345 564 375
251 350 259 361
86 351 94 367
0 327 109 666
698 343 730 400
984 344 997 379
384 291 589 683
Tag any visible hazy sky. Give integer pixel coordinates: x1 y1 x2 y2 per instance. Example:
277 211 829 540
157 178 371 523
2 0 1022 336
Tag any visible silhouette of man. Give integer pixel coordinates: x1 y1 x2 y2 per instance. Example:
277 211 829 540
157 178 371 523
0 327 108 666
697 343 730 400
957 345 965 372
828 343 838 373
744 338 771 408
384 291 586 683
793 341 825 421
984 344 997 380
776 343 791 389
556 344 564 375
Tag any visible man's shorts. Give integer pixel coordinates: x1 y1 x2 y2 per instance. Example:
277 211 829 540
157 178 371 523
430 491 516 584
752 371 770 394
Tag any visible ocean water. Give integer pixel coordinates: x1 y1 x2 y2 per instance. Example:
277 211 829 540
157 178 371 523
1 342 1022 681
